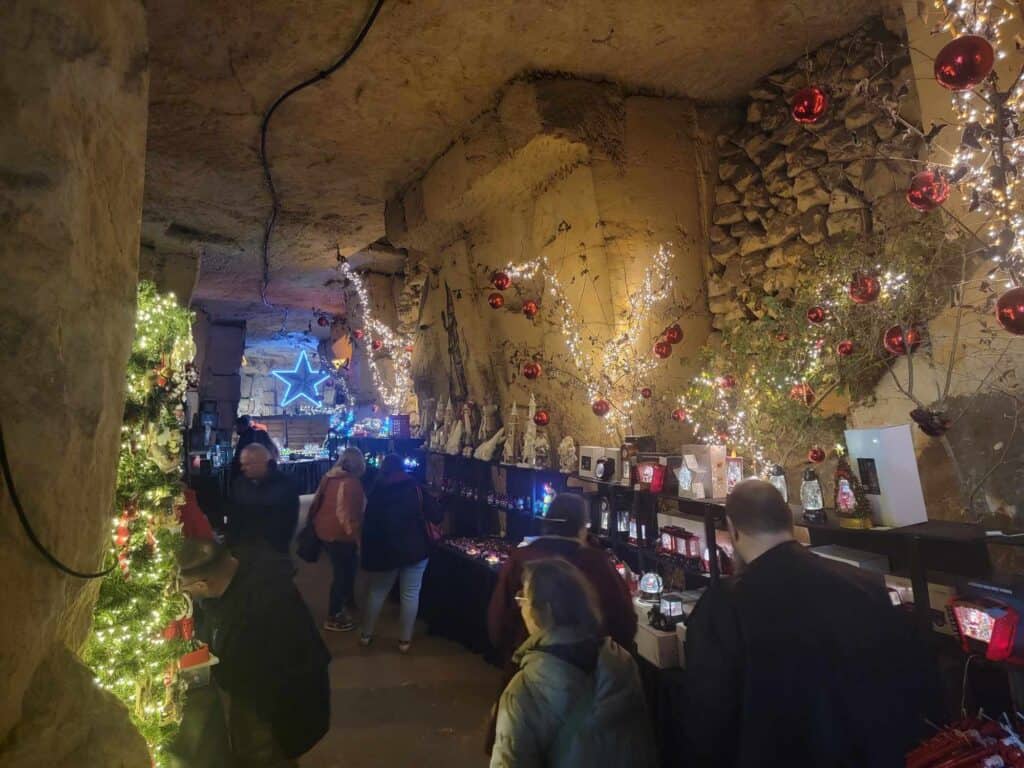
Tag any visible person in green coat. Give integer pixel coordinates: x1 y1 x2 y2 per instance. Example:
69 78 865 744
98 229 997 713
490 557 657 768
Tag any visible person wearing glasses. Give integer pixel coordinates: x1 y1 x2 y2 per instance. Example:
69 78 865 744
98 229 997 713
490 557 656 768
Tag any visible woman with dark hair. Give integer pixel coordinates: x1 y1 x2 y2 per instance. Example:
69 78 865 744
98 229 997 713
359 453 440 652
490 557 656 768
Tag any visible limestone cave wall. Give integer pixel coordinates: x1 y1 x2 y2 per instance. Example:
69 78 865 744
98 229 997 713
0 1 150 765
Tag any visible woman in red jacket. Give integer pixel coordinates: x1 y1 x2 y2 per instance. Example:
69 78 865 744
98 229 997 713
309 447 366 631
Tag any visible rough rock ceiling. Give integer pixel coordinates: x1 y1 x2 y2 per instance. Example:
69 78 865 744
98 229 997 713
144 0 881 335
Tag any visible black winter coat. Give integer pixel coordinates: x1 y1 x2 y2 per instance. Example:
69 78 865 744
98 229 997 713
684 541 938 768
227 469 299 556
360 474 438 571
201 557 331 758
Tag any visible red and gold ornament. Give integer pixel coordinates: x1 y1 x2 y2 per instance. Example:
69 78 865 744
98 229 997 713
522 299 539 319
848 273 880 304
663 324 684 345
488 292 505 309
522 361 543 380
533 409 550 427
882 325 922 355
933 35 995 91
789 383 815 405
996 286 1024 335
491 271 512 291
906 170 950 212
836 339 855 357
591 398 611 417
671 408 688 423
640 387 653 399
806 306 827 324
653 340 673 359
807 446 826 464
790 85 829 124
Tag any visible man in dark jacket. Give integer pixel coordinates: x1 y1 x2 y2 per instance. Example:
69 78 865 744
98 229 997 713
227 444 298 557
684 479 937 768
230 415 278 479
177 539 330 766
488 493 637 666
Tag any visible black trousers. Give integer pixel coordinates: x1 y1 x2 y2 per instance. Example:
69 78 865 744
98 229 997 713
324 541 358 616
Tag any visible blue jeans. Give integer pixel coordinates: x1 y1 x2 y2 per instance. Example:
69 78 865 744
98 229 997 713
361 559 429 643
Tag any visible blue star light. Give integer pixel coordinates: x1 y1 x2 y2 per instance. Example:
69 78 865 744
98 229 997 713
272 351 331 407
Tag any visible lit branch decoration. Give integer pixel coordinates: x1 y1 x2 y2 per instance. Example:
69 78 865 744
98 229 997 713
505 245 677 435
339 262 413 413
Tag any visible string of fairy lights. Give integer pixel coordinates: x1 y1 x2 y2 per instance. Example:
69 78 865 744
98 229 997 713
338 261 413 413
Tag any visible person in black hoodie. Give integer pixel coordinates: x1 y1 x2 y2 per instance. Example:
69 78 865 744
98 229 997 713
359 453 440 652
177 539 330 767
684 479 938 768
227 444 299 559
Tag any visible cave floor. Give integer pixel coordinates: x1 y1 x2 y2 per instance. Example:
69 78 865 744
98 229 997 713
294 547 501 768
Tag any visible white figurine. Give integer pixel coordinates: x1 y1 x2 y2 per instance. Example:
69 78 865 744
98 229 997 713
535 430 550 468
503 402 519 464
479 401 498 443
521 395 537 467
558 436 577 473
461 401 477 452
474 426 506 461
445 420 464 455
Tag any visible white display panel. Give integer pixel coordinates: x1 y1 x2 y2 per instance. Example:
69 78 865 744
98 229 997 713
844 424 927 528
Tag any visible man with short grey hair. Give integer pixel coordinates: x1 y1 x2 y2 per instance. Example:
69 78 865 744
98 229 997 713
227 444 298 557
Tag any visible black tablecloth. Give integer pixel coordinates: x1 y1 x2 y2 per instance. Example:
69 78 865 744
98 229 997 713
277 458 331 495
419 544 500 663
638 658 687 768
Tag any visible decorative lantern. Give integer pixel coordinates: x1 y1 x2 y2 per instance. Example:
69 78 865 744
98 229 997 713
592 398 611 417
533 409 550 427
906 170 950 212
653 340 673 359
671 408 688 423
789 383 815 405
996 287 1024 335
800 467 825 524
934 35 995 91
522 299 539 319
883 325 923 355
806 306 827 324
790 85 829 124
491 271 512 290
807 446 826 464
522 361 542 380
664 324 684 344
488 292 505 309
848 273 880 304
836 339 855 357
768 464 788 502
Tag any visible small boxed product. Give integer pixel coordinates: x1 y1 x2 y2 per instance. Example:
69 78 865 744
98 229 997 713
178 645 219 689
636 454 682 494
678 444 727 499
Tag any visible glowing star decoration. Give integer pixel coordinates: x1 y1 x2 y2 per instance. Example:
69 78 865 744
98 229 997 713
271 351 330 407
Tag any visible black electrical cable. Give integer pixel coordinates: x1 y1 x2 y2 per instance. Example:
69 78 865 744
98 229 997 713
0 421 115 579
258 0 387 306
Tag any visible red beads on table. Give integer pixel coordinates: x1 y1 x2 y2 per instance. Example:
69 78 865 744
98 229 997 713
790 86 829 124
671 408 688 423
996 286 1024 335
663 324 684 345
883 325 923 355
806 306 827 324
789 383 815 405
592 399 611 417
848 273 880 304
716 374 737 391
807 446 826 464
491 271 511 291
488 292 505 309
653 340 673 359
533 409 550 427
934 35 995 91
836 339 855 357
522 299 539 319
906 170 950 212
522 361 543 379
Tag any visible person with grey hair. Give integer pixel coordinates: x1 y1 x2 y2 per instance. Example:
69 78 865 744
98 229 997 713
308 446 367 631
490 557 656 768
684 479 937 768
227 443 299 558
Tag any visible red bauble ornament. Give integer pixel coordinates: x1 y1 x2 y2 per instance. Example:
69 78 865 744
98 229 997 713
522 299 539 319
806 306 827 324
807 446 826 464
488 292 505 309
789 383 815 405
671 408 688 423
533 409 550 427
653 340 673 359
353 329 365 340
663 324 684 345
156 375 168 388
491 271 512 291
640 387 653 399
716 374 737 391
522 361 543 380
371 338 383 351
996 286 1024 335
906 170 950 212
790 86 829 124
848 273 880 304
317 316 329 327
776 332 790 342
883 325 923 355
591 399 611 417
836 339 855 357
405 344 414 352
934 35 995 91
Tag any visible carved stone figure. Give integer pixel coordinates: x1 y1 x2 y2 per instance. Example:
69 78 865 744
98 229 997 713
558 436 577 473
479 401 499 443
474 426 505 461
521 394 537 467
461 401 478 452
503 402 519 464
445 420 463 455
